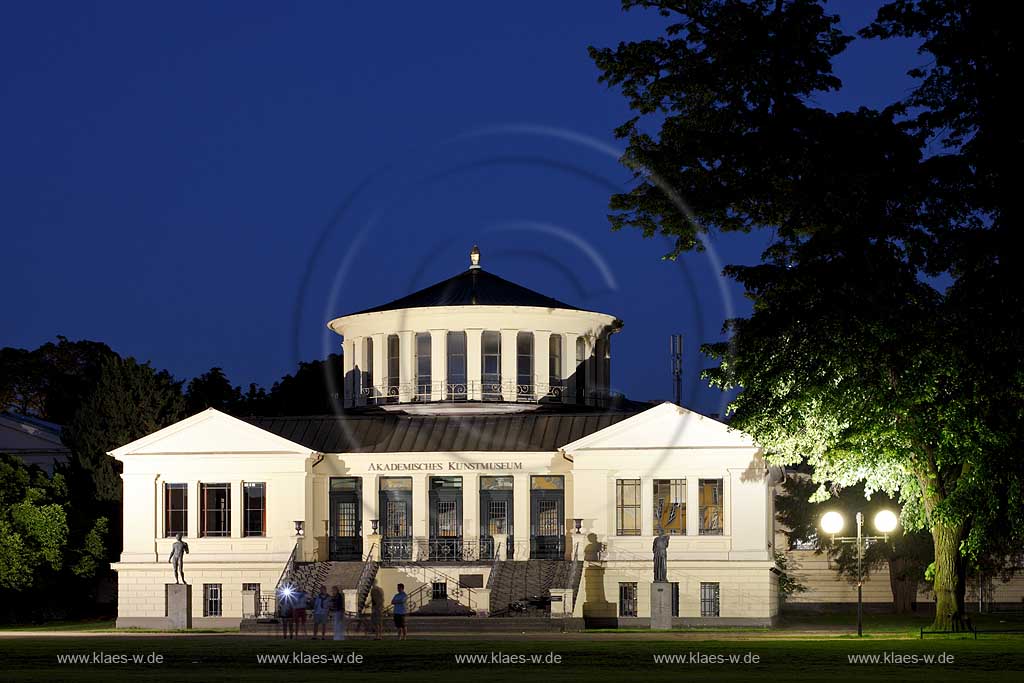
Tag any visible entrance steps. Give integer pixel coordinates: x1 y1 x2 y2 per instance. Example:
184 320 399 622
239 615 576 635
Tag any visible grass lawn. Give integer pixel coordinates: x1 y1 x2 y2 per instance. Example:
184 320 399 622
2 635 1023 681
0 620 115 632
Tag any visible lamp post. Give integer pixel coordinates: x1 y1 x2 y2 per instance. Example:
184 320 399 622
820 509 899 636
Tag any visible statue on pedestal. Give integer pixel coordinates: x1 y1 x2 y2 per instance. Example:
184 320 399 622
169 533 189 584
652 528 669 583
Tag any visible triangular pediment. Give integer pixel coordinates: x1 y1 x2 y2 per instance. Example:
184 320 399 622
560 402 756 452
108 408 312 458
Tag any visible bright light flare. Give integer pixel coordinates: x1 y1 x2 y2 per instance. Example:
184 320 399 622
874 509 899 533
820 511 845 535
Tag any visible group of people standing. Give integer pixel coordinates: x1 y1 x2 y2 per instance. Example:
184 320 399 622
277 580 409 640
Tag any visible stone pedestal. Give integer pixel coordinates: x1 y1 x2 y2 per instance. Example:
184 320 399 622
342 588 360 615
549 588 573 618
650 581 672 630
473 588 491 616
167 584 192 630
367 534 382 561
492 533 508 560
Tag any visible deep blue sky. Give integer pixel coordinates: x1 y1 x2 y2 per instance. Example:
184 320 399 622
1 1 921 414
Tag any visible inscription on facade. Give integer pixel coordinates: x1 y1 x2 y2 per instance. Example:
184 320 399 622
367 461 523 472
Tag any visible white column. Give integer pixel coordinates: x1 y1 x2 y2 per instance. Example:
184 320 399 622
500 329 518 401
354 336 366 407
342 338 355 408
430 329 447 401
534 330 550 399
466 328 482 401
462 473 479 547
584 336 597 406
231 480 243 538
513 473 531 558
564 332 578 405
686 478 699 537
188 480 200 540
371 333 385 404
412 474 429 542
398 330 414 402
641 476 654 537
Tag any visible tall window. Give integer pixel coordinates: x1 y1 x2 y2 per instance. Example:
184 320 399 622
387 334 400 402
203 584 222 617
363 337 374 398
200 483 231 537
481 331 501 401
618 582 638 617
516 331 533 400
700 582 720 617
654 479 686 535
671 582 680 617
415 333 431 400
603 336 612 395
447 331 467 400
699 479 723 535
243 482 266 537
548 334 562 399
575 337 587 402
164 483 187 537
616 479 641 536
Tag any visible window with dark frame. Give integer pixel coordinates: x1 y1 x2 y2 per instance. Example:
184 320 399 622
414 332 431 400
618 582 638 617
242 482 266 537
482 331 501 400
516 331 533 400
164 483 187 537
203 584 222 617
363 337 374 397
698 479 724 535
200 483 231 537
575 337 587 402
432 582 447 601
700 582 720 617
548 334 562 398
671 582 680 617
447 331 467 400
654 478 686 535
616 479 641 536
386 334 400 403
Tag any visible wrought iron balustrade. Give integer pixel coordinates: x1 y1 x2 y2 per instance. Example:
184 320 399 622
359 380 567 404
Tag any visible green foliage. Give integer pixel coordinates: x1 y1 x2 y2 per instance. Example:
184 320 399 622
71 517 110 579
773 550 807 604
185 367 243 414
63 356 186 503
0 455 69 590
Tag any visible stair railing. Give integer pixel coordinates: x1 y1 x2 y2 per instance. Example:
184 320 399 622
567 542 582 612
353 543 378 614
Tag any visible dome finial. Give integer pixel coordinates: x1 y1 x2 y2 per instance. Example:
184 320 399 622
469 245 481 269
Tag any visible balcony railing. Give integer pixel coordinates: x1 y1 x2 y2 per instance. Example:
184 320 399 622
381 537 495 563
360 380 565 404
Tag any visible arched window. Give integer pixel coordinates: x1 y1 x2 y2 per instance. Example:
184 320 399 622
447 331 467 401
575 337 587 403
517 332 534 401
548 334 562 401
415 333 431 401
481 331 501 401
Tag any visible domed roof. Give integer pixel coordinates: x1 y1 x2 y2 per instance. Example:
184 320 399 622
346 248 581 316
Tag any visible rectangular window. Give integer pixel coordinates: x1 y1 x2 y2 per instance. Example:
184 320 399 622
447 331 467 400
432 582 447 601
481 331 501 400
242 582 260 593
203 584 222 617
618 582 637 617
654 479 686 535
164 483 187 537
363 337 374 397
242 482 266 537
671 582 679 617
575 337 587 402
700 582 720 617
516 331 533 400
386 334 400 403
548 334 562 400
200 483 231 537
698 479 724 535
616 479 641 536
415 332 431 400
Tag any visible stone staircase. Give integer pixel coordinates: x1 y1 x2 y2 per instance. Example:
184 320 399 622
487 560 582 616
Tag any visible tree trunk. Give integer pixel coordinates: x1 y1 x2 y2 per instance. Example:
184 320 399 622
930 522 967 631
888 557 916 614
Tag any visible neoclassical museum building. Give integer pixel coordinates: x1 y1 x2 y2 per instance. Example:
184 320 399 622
110 248 779 629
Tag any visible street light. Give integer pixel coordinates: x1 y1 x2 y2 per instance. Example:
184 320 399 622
819 509 899 637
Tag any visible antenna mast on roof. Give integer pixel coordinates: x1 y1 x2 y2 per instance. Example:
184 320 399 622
670 334 683 406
